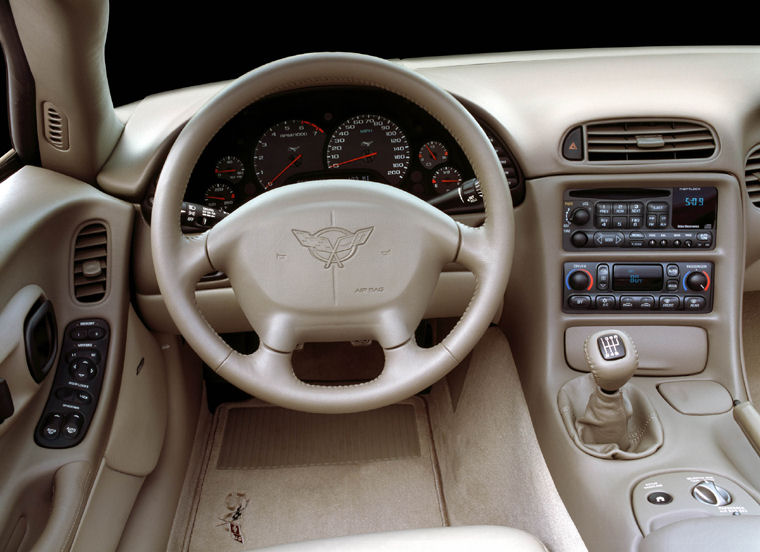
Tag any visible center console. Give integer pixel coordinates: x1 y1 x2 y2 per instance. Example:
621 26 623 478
504 172 758 551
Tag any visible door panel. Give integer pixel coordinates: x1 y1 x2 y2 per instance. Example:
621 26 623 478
0 166 136 551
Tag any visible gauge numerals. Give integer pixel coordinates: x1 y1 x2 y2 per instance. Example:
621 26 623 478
254 120 326 189
326 114 410 185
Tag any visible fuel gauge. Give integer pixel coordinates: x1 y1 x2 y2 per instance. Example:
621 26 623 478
418 141 448 169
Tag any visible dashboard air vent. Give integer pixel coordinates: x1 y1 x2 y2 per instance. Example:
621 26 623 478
745 147 760 208
73 223 108 303
586 120 716 162
42 101 70 151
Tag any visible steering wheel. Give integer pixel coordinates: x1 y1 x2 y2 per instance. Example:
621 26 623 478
151 53 513 413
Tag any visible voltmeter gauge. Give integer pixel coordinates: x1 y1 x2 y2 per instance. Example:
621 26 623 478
418 141 448 169
204 182 236 210
432 166 462 194
214 156 245 183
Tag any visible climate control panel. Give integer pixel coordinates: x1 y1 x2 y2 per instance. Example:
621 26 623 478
562 261 713 313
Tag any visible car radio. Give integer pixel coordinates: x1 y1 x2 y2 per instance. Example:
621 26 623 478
562 261 713 313
562 187 717 250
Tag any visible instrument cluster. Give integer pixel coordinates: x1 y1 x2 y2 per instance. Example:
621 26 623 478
173 86 523 228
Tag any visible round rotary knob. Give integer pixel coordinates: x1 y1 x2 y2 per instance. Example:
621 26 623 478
568 269 592 291
685 271 709 292
569 208 590 225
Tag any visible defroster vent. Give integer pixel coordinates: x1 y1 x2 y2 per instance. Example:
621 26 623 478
585 120 716 162
73 222 108 303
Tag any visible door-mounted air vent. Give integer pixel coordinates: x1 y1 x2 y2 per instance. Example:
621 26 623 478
42 101 70 151
745 147 760 208
583 120 716 162
72 223 108 303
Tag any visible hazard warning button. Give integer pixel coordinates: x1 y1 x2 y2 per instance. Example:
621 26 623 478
562 126 584 161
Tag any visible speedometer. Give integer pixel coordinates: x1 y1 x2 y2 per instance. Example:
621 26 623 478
326 114 410 185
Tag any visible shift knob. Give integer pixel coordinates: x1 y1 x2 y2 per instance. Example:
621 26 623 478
584 330 638 393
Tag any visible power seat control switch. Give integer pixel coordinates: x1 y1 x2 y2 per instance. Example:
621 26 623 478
34 319 109 449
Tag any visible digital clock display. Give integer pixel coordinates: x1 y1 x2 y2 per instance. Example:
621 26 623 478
672 187 717 229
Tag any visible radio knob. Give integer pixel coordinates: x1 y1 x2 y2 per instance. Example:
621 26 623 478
569 208 590 226
685 271 709 292
568 269 592 291
571 231 589 247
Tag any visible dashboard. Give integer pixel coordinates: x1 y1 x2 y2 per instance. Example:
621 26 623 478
159 87 524 229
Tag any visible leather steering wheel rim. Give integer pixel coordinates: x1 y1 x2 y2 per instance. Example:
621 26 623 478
151 53 513 413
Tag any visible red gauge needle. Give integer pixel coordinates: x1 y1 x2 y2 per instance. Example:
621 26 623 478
425 145 437 160
215 169 237 173
268 154 302 187
207 196 227 200
329 152 377 168
436 180 461 183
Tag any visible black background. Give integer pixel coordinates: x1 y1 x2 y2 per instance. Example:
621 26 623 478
1 6 758 153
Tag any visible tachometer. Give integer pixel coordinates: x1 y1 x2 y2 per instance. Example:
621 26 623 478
253 120 326 190
326 114 410 185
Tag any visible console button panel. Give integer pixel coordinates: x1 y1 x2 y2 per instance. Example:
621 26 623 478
563 262 713 313
632 472 760 536
35 319 109 448
563 187 717 250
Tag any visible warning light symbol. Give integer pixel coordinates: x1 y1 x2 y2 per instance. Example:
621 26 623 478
569 142 578 151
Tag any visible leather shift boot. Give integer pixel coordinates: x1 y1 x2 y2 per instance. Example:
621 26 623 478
577 386 633 450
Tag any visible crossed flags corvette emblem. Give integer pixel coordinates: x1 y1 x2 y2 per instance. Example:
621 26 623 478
292 226 374 268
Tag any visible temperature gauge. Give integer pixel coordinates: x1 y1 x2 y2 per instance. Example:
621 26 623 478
204 182 236 211
432 166 462 194
418 141 448 169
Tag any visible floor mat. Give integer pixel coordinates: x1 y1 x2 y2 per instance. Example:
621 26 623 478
184 398 444 551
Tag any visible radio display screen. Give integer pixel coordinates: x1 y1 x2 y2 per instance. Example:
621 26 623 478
613 264 664 291
671 186 717 229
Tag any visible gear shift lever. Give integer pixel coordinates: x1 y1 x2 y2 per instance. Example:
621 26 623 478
586 330 638 393
577 330 639 448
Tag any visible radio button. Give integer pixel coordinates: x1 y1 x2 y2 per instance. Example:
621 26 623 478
613 203 628 215
666 264 680 277
629 202 644 215
629 216 643 228
596 216 611 229
568 295 592 309
595 202 612 216
647 202 669 213
666 279 679 291
612 216 627 229
646 215 658 228
658 215 669 228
